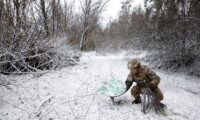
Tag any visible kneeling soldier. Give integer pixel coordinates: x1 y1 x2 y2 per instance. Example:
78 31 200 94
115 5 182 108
125 59 164 107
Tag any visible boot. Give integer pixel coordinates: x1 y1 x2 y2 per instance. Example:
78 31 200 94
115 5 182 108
132 96 141 104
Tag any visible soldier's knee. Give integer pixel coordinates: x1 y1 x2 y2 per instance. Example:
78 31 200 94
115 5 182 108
154 87 164 101
158 92 164 101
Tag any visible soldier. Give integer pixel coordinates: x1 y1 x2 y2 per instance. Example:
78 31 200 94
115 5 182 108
125 59 165 106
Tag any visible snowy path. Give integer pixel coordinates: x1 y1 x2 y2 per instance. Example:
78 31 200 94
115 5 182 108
1 52 200 120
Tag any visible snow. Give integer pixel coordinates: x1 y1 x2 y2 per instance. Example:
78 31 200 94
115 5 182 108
1 51 200 120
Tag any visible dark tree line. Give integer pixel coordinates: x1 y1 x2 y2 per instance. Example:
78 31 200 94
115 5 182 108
143 0 200 76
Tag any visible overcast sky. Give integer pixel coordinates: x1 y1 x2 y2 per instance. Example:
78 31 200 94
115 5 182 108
102 0 144 20
101 0 144 27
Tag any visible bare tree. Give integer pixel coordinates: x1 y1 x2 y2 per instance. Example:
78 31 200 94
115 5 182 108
40 0 49 37
52 0 55 35
13 0 20 27
119 0 132 38
79 0 109 51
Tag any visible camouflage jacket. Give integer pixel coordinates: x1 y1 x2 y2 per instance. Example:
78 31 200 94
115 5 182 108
126 65 160 88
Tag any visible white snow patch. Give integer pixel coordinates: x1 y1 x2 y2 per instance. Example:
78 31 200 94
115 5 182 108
0 51 200 120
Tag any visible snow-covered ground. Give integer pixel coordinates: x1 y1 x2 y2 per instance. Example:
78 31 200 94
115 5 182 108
1 51 200 120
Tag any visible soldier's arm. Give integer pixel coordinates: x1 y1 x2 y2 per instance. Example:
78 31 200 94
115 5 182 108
125 73 134 90
146 67 160 87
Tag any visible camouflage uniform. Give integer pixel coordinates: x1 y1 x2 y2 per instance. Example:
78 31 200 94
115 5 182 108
126 59 164 103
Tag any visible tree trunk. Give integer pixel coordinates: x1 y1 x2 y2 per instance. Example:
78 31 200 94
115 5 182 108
40 0 49 37
0 0 4 18
52 0 55 35
22 0 27 31
13 0 20 27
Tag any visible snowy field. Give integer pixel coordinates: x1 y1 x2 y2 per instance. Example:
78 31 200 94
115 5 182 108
1 51 200 120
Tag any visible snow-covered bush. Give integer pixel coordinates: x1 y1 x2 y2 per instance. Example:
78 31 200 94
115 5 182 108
0 33 80 75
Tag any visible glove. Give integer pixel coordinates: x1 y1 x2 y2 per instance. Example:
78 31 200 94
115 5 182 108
125 80 133 91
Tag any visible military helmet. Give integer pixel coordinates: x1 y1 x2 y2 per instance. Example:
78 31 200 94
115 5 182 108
127 59 141 70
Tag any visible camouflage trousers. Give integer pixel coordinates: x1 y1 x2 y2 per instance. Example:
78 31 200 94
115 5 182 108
131 85 164 101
